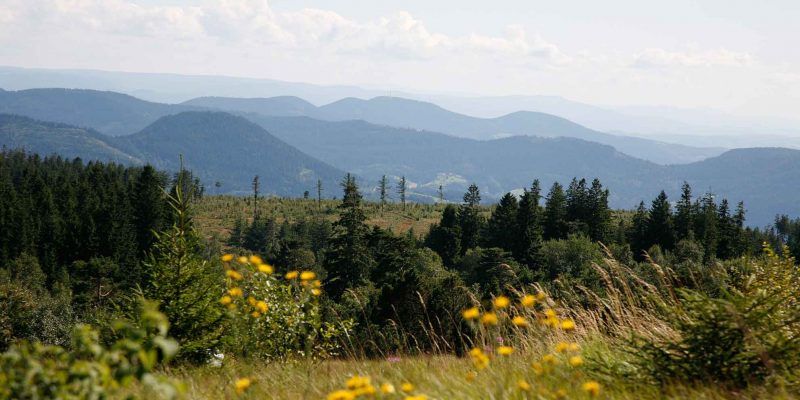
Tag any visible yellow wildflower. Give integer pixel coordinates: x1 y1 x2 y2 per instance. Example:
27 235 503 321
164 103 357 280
228 287 243 297
380 383 395 394
535 292 547 301
555 388 568 399
531 362 544 376
311 288 322 296
542 354 558 365
569 355 584 367
234 377 251 395
493 295 510 309
220 295 232 305
497 346 514 356
517 379 531 391
313 280 322 288
300 270 316 280
400 382 414 392
256 301 268 313
511 316 528 327
237 256 249 264
327 389 356 400
221 254 234 262
544 308 557 318
353 385 376 396
247 296 257 306
480 312 498 326
462 307 480 320
226 270 243 281
465 371 477 382
568 343 580 352
582 381 601 397
250 311 261 318
285 270 299 280
258 264 273 274
561 319 576 331
405 396 427 400
248 255 263 264
345 375 370 390
555 342 570 353
520 294 536 307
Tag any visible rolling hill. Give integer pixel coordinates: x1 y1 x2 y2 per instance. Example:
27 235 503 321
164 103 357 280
0 113 141 163
0 88 198 136
184 95 726 165
0 112 343 196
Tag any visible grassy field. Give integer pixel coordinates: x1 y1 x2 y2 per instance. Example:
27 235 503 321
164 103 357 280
194 196 473 241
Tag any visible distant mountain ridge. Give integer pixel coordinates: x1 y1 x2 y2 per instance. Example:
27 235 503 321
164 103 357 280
0 111 343 196
184 95 726 165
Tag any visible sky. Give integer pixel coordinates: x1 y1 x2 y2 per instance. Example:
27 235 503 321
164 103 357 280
0 0 798 119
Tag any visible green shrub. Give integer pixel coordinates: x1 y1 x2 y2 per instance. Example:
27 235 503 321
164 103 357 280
630 246 800 387
220 255 353 361
0 301 181 399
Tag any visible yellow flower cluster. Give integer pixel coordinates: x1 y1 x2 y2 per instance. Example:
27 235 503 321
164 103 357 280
326 375 424 400
459 290 601 398
234 377 252 395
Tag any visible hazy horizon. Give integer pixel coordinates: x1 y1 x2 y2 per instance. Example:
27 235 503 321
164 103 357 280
1 0 798 122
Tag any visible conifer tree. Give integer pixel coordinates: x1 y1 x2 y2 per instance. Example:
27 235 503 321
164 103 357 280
514 180 543 266
483 192 518 250
457 184 483 254
324 174 374 299
131 165 166 256
379 175 388 208
587 178 612 243
425 205 461 267
543 182 568 240
629 201 650 260
674 182 695 241
647 191 676 250
397 176 407 210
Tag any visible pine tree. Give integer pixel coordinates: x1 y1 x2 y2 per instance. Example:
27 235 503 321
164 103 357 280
674 182 695 241
514 180 543 266
425 205 461 267
695 194 719 261
647 191 676 251
457 183 483 254
324 174 374 299
131 165 165 256
566 178 590 234
483 192 518 251
317 179 323 211
252 175 260 220
379 175 388 208
629 201 650 260
543 182 568 240
587 178 611 243
397 176 407 210
138 177 225 362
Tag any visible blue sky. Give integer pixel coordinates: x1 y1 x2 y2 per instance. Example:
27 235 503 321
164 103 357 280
0 0 797 118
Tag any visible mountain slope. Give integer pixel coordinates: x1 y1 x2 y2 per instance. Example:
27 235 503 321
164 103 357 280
182 96 318 117
248 114 799 226
0 88 198 136
0 113 140 163
187 95 725 165
115 112 343 195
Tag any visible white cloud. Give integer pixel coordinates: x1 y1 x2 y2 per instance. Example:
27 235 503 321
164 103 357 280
631 48 753 68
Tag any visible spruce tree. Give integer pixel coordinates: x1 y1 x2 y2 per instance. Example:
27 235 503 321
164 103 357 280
425 205 461 267
379 175 388 208
131 165 165 256
647 191 676 251
457 184 483 254
514 180 543 267
397 176 407 210
543 182 568 240
483 192 518 251
324 174 374 299
674 182 695 241
629 201 650 260
587 178 612 243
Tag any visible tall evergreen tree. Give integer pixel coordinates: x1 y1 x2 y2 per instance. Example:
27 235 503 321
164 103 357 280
131 165 165 256
543 182 568 240
379 175 388 208
457 184 483 254
629 201 650 260
482 192 518 251
397 176 407 210
425 205 461 267
587 178 612 243
647 191 676 251
514 180 543 266
324 174 374 299
674 182 695 241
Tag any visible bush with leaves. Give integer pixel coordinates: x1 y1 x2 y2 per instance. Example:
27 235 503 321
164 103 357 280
630 245 800 387
220 254 353 360
0 301 181 400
